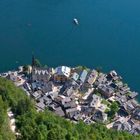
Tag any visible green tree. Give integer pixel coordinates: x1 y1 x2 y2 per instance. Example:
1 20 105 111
16 98 34 116
34 59 42 67
96 66 102 73
108 102 119 118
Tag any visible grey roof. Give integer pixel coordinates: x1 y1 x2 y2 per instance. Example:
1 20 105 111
126 101 135 110
43 95 52 105
42 82 54 93
84 118 94 124
132 124 140 135
79 70 88 83
97 74 107 84
81 106 94 116
128 92 138 99
113 121 132 132
55 107 65 117
133 107 140 120
63 101 77 109
48 92 59 100
121 100 135 113
91 110 107 122
36 101 46 110
31 82 37 90
32 90 42 99
120 86 130 93
62 97 71 103
66 108 78 114
98 84 114 97
63 87 75 97
90 94 101 108
73 114 82 121
115 95 127 105
115 81 123 88
131 99 139 107
48 103 59 111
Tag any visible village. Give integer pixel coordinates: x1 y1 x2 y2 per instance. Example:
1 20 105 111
0 58 140 135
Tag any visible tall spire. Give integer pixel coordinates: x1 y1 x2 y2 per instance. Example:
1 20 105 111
32 52 35 68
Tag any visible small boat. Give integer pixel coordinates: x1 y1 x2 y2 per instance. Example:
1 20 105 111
73 18 79 25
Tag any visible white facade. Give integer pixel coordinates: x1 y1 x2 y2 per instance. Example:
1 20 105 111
55 66 71 78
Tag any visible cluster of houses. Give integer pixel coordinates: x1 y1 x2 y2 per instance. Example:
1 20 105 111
1 64 140 135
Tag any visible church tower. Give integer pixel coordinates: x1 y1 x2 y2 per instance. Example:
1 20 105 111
32 54 35 68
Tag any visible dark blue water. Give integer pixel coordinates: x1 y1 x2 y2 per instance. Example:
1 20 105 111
0 0 140 100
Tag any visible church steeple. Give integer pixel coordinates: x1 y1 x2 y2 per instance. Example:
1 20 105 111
32 53 35 68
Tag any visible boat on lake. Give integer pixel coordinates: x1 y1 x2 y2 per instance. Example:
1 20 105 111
73 18 79 25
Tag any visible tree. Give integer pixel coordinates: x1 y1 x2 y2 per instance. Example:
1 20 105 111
34 124 48 140
34 59 42 67
0 96 16 140
96 66 102 73
108 102 119 118
16 98 34 115
23 65 29 72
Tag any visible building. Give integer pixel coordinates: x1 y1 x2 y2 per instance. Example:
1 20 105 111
63 101 77 109
42 81 54 93
95 73 107 86
98 84 114 98
81 106 94 117
79 70 88 83
128 92 138 99
71 72 79 81
90 94 101 108
31 90 42 100
66 107 79 119
91 110 107 123
86 70 98 85
54 107 65 117
133 107 140 121
32 68 51 82
63 87 77 97
106 70 120 81
54 66 71 82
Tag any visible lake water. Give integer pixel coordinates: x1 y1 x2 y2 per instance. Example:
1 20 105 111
0 0 140 100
